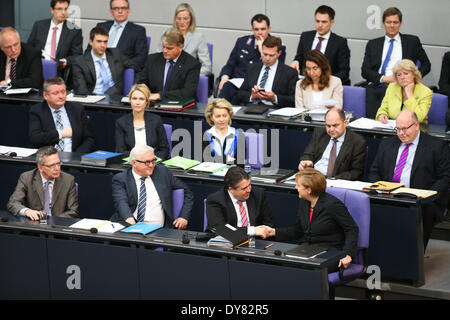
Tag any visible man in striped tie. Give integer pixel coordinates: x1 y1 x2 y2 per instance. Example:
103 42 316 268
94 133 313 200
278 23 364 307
205 166 275 237
369 110 450 249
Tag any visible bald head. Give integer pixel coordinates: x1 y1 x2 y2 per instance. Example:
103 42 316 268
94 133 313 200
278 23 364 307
325 107 347 139
0 27 21 59
395 110 420 144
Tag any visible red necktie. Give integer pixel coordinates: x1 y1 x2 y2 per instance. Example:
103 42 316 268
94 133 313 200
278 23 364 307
236 201 249 227
315 37 324 51
51 26 58 59
309 208 314 223
327 138 337 178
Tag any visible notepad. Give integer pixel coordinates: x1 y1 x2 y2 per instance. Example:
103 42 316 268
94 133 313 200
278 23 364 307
120 222 163 235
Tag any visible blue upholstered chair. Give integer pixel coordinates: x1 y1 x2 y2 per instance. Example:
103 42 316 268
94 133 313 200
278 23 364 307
172 189 184 219
244 131 264 169
163 123 173 157
343 85 366 118
197 75 209 103
146 36 151 53
428 93 448 126
325 187 370 287
42 59 57 80
207 43 213 65
123 68 135 96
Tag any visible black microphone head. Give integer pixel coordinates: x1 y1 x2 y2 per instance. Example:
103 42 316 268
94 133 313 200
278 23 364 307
274 250 282 256
182 232 190 244
1 216 8 223
90 227 98 234
9 152 17 157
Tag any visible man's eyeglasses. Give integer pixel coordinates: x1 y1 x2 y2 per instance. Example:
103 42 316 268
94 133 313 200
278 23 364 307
42 162 62 169
111 6 129 11
135 159 156 166
395 121 417 132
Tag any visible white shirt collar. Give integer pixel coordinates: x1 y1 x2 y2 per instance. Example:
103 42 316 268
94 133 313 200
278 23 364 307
315 31 331 40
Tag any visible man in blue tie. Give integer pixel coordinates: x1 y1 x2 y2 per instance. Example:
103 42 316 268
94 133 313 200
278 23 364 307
361 7 431 118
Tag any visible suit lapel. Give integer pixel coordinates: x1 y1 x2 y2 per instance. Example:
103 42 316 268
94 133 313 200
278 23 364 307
224 190 238 226
52 176 62 208
410 133 424 180
116 22 129 49
56 22 68 58
106 49 118 82
84 52 96 84
33 170 45 207
41 20 52 51
387 138 402 180
324 33 335 56
127 168 138 208
246 193 256 225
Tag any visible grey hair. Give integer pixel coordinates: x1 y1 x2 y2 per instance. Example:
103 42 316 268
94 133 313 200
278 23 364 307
0 27 21 47
130 145 154 161
36 146 58 165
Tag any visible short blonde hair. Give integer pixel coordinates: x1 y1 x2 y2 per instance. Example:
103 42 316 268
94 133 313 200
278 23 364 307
128 83 151 109
393 59 422 84
172 3 196 33
204 98 233 126
295 168 326 197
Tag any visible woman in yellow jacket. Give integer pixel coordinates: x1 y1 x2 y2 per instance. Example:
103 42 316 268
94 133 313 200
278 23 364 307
376 59 433 124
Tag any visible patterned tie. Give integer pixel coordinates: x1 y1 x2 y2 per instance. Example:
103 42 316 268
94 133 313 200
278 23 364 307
236 200 249 227
258 66 270 90
97 59 111 94
163 60 174 91
315 37 325 52
51 26 58 59
327 138 337 178
392 143 411 183
381 39 395 76
43 181 52 216
137 177 146 222
54 110 64 151
10 58 16 81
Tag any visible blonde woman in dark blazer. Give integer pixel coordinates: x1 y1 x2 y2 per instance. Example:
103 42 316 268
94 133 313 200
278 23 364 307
295 50 343 110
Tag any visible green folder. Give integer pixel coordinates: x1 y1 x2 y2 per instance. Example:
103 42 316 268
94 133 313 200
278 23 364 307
162 156 200 170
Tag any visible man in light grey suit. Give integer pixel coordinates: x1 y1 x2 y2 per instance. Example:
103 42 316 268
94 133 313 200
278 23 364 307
7 146 78 220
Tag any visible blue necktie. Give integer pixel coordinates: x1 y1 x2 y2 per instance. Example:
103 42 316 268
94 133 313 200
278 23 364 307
54 110 64 151
164 60 175 91
259 66 270 90
137 177 146 222
97 59 111 94
380 39 395 76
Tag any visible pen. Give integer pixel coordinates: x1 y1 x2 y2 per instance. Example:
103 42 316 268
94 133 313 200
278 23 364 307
265 243 274 249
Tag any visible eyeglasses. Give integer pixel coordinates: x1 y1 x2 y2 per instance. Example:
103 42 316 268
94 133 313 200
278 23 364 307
305 66 320 72
135 158 156 166
394 121 417 132
42 162 62 169
111 6 129 11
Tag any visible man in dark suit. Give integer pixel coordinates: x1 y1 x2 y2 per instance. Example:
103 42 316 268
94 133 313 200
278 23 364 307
27 0 82 71
7 146 78 220
290 5 350 85
369 110 450 250
93 0 147 70
136 28 201 101
299 108 367 181
72 26 134 95
217 13 286 100
439 52 450 128
29 77 95 153
0 27 43 88
233 36 298 108
110 145 194 228
206 166 274 236
361 7 431 118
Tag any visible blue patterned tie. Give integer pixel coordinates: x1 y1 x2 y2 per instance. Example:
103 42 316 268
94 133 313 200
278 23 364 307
258 66 270 90
54 110 64 151
164 60 175 91
97 59 111 94
137 177 146 222
380 39 395 76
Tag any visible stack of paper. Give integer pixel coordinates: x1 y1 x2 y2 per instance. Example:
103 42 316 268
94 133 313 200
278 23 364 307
189 162 228 173
0 145 37 157
326 179 371 191
267 107 306 119
349 117 396 130
70 219 124 233
162 156 200 170
66 93 105 103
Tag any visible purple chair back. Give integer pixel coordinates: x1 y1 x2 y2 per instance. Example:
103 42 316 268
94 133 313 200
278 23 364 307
207 43 213 66
42 59 57 80
163 123 173 156
244 132 264 169
343 85 366 118
123 68 135 96
428 93 448 126
146 36 151 53
203 198 208 231
197 75 209 103
172 189 184 219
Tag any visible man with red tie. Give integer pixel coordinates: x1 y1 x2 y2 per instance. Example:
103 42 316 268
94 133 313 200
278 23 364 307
205 166 274 236
369 109 450 249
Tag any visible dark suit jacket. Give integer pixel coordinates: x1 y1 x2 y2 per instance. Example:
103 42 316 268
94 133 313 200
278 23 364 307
205 186 274 232
110 165 194 226
95 20 148 70
27 19 82 65
72 48 134 95
115 112 170 159
0 43 43 88
438 51 450 97
275 192 359 257
234 62 298 108
368 133 450 209
136 50 201 100
219 34 286 79
29 101 95 153
361 33 431 85
301 128 367 180
293 30 350 84
6 168 78 218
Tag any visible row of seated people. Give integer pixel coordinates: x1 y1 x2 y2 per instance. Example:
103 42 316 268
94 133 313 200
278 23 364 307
1 2 449 123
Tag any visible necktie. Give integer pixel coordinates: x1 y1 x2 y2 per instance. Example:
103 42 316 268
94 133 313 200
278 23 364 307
392 143 411 183
315 37 325 52
137 177 146 222
51 26 58 59
327 138 337 178
10 58 16 81
258 66 270 90
380 39 395 76
97 59 111 94
43 181 52 216
54 110 64 151
164 60 174 91
236 200 249 227
108 24 122 47
309 208 314 223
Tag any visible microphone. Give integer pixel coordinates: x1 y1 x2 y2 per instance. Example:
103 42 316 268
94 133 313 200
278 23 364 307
0 151 17 157
274 250 282 256
90 227 98 234
182 232 190 244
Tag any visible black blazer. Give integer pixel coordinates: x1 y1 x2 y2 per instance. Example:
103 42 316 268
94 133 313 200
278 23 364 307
0 43 43 89
28 101 95 153
71 48 134 95
361 33 431 85
95 20 148 70
136 50 201 101
115 112 170 159
27 19 82 65
301 128 367 180
293 30 350 84
369 133 450 208
275 192 359 257
205 186 274 232
234 62 298 108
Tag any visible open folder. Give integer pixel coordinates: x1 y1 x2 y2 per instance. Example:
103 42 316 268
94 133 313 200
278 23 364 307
209 224 249 247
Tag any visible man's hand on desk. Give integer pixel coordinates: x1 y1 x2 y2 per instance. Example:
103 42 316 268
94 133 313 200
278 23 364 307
173 217 188 229
298 160 313 171
25 209 44 221
125 217 136 225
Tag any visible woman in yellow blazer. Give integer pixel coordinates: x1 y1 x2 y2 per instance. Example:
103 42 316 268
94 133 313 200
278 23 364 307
295 50 343 110
376 59 433 124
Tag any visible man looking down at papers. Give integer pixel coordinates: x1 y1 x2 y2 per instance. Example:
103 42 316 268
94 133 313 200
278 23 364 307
298 108 366 180
369 110 450 250
110 145 194 228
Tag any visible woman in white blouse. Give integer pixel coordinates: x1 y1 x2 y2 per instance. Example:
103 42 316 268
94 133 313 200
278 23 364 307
295 50 343 110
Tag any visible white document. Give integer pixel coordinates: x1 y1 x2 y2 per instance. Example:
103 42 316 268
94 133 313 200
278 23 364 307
349 117 396 130
308 108 328 114
232 106 241 114
69 218 124 233
5 88 32 95
190 162 228 173
228 78 244 88
0 145 37 157
121 96 130 104
66 93 106 103
268 107 307 117
312 99 339 107
326 179 370 191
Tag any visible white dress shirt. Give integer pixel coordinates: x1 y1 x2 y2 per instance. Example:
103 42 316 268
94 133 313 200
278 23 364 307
378 34 402 79
91 51 115 95
132 169 165 225
311 31 331 54
314 131 346 176
227 191 255 236
43 20 63 59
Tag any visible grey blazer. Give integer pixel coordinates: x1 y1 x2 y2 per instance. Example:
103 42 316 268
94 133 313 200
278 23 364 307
7 169 78 218
295 75 343 110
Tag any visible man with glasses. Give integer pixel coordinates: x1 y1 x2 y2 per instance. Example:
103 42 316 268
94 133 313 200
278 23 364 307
7 146 79 220
205 166 274 236
93 0 147 70
110 145 194 228
369 109 450 249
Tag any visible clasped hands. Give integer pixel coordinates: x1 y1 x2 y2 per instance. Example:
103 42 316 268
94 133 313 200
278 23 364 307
254 225 275 239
